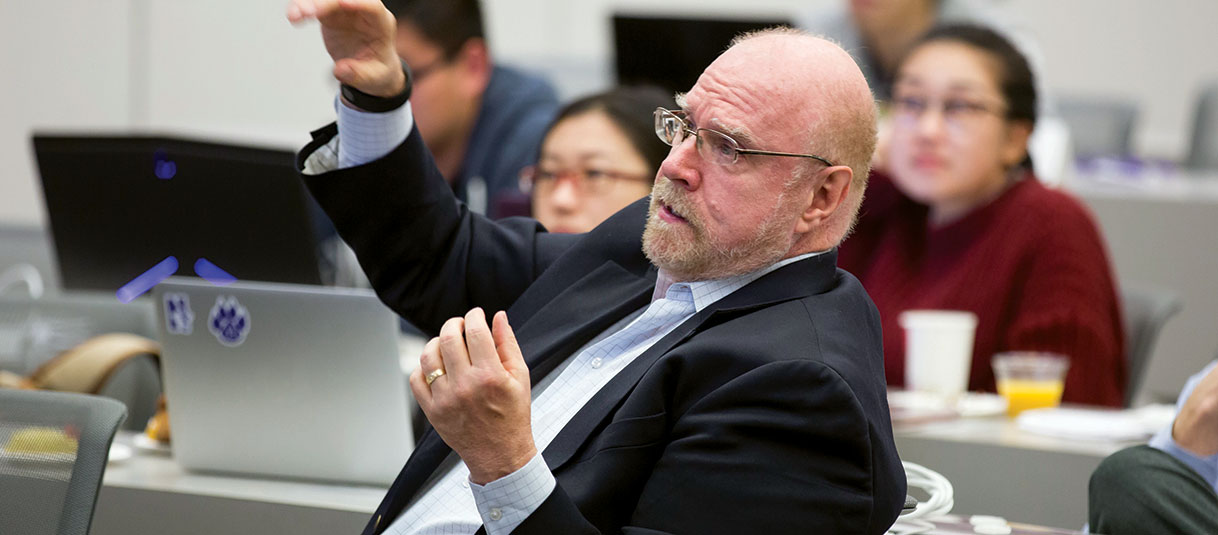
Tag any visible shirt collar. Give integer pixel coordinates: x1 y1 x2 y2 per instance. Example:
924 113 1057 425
652 250 828 312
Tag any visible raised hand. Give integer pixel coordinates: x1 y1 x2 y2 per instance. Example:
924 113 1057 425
409 308 537 484
286 0 405 97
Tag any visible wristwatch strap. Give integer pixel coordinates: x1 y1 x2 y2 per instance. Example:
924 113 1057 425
340 59 413 113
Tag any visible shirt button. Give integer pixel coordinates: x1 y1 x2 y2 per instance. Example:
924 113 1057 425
591 357 603 369
488 508 503 521
461 479 470 489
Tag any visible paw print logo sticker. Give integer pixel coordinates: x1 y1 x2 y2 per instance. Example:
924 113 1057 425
163 292 195 335
208 296 251 347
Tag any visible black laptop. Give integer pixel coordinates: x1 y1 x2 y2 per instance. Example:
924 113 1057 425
32 134 325 294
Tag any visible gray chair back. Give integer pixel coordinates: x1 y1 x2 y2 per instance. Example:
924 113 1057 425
0 295 159 430
1186 81 1218 171
1058 95 1140 158
0 389 126 535
1121 286 1182 407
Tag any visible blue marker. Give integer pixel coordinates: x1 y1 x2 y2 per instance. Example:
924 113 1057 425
194 258 237 286
116 256 179 303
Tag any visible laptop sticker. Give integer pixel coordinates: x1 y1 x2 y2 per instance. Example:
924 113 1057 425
209 295 251 347
163 292 195 335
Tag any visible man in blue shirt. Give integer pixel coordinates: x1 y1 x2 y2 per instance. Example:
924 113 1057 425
386 0 557 218
1089 361 1218 534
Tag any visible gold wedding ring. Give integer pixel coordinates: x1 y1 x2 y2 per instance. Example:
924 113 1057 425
424 368 446 386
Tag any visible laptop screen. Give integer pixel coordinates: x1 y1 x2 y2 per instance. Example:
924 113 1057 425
33 134 324 292
613 14 792 96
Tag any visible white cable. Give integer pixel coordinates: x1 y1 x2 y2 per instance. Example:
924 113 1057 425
887 461 955 535
901 461 954 519
0 263 44 300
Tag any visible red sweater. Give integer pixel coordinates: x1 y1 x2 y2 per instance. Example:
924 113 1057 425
839 172 1126 407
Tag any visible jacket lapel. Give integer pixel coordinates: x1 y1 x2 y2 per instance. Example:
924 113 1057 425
542 250 840 471
513 261 655 383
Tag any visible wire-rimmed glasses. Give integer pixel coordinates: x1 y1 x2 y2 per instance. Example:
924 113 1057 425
518 165 652 196
653 107 834 167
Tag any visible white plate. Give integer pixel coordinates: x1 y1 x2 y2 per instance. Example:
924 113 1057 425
107 443 132 463
888 390 1008 422
1016 407 1160 441
956 393 1008 417
131 433 171 454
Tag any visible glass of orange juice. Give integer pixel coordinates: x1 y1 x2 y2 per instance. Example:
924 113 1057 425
992 352 1070 418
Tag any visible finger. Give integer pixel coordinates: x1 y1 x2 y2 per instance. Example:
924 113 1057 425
409 366 432 412
316 0 373 23
438 316 473 375
312 0 361 24
492 311 526 372
464 308 500 369
418 336 443 383
298 0 319 18
285 2 304 23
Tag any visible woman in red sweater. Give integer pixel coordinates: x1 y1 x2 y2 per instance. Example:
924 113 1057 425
839 25 1126 406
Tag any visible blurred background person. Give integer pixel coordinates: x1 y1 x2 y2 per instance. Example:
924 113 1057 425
839 25 1126 406
386 0 558 218
799 1 1073 184
521 86 673 233
800 0 1005 101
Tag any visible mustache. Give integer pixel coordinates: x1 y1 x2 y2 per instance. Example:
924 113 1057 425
651 177 699 226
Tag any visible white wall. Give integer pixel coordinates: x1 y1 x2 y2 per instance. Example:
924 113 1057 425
0 0 135 226
2 0 1216 226
1009 0 1218 159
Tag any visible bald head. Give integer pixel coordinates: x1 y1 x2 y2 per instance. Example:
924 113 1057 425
643 28 877 281
718 29 878 246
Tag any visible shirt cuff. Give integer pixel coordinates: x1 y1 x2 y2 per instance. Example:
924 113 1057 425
469 453 556 535
1150 423 1218 488
335 95 414 169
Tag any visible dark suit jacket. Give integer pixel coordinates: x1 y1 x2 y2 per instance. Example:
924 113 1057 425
298 123 906 534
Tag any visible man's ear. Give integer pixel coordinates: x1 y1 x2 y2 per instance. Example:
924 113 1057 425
454 37 492 97
793 166 853 234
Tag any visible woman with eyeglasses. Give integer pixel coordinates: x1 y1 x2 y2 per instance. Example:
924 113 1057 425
522 86 673 234
840 24 1126 407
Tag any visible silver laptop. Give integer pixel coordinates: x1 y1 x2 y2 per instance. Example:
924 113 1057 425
153 277 412 485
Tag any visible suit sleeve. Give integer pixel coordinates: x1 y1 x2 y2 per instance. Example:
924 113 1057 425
297 124 578 334
511 360 899 535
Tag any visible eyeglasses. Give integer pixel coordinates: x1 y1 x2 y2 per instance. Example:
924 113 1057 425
519 165 653 196
890 95 1007 132
653 107 834 167
409 57 451 82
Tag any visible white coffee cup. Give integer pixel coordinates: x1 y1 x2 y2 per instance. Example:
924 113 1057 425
899 310 979 397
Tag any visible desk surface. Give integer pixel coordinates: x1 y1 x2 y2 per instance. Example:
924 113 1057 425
894 409 1147 530
94 404 1132 535
102 431 384 513
895 412 1138 458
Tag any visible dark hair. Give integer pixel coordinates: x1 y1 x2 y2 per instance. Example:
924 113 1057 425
904 24 1038 126
545 86 676 177
383 0 485 59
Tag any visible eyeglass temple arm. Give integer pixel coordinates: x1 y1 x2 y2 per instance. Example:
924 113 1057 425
736 148 834 167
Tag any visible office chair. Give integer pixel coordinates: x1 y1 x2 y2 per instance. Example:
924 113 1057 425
1121 286 1183 407
1186 81 1218 171
0 389 126 535
1057 95 1140 158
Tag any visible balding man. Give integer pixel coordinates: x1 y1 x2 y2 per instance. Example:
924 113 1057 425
288 1 904 533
